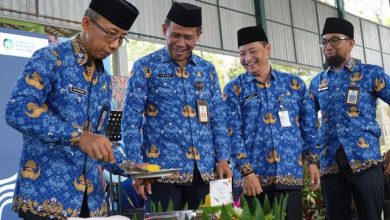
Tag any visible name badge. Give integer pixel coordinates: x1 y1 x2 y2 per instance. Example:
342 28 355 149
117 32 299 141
244 93 259 100
157 73 174 78
318 86 328 91
197 100 209 124
70 86 86 95
96 106 108 132
345 86 360 105
278 110 291 127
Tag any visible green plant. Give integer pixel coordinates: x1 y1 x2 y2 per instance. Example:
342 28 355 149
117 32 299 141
198 194 288 220
302 163 326 219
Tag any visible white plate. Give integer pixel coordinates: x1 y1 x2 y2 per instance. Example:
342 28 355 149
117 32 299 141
124 168 180 179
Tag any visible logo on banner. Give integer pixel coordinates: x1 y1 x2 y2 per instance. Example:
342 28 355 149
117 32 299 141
0 173 17 219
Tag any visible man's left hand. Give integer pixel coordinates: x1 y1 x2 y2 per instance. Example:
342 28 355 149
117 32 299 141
308 163 320 191
384 151 390 175
216 160 232 179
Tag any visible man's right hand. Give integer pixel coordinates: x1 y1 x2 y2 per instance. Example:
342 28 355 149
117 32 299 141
78 132 115 163
242 173 262 196
131 163 152 200
133 178 152 200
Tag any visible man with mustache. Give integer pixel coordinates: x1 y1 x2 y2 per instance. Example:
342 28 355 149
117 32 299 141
5 0 138 219
122 1 232 211
224 26 321 220
309 17 390 220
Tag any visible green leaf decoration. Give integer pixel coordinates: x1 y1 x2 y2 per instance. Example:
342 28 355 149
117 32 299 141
150 201 156 213
221 204 231 220
184 214 190 220
167 198 174 211
240 194 249 209
132 213 138 220
281 194 289 220
263 194 272 215
202 211 210 220
254 197 265 220
241 201 252 219
157 201 164 213
183 202 189 211
273 197 281 220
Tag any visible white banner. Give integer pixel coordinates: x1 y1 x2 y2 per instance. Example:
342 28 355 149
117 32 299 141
0 32 48 58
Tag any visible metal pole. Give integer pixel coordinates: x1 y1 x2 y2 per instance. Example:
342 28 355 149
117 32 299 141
253 0 267 31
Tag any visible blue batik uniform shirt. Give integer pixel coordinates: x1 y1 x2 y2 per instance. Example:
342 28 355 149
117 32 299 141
224 69 320 189
5 35 122 219
122 47 230 184
309 59 390 176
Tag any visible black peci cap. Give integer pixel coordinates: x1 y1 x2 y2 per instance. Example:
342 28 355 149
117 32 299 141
322 17 354 39
237 26 268 48
89 0 139 30
167 1 202 27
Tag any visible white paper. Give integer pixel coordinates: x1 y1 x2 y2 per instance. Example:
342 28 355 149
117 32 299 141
209 178 233 207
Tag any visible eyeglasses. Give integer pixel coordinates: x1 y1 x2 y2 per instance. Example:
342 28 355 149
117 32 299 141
319 37 350 47
89 18 129 45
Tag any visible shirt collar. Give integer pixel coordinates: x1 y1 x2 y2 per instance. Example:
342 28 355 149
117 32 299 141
325 58 356 74
71 34 104 72
161 46 197 66
243 67 278 83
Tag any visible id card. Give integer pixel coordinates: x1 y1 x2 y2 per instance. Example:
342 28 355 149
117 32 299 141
278 110 292 127
96 106 108 132
197 100 209 123
345 86 360 105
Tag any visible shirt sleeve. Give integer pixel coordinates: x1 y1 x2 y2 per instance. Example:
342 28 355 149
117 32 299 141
223 80 254 176
5 47 83 145
371 65 390 104
209 67 231 162
121 60 147 165
298 79 321 164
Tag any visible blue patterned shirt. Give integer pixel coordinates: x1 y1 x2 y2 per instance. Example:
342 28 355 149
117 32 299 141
224 69 320 189
309 60 390 176
122 47 230 184
5 35 117 219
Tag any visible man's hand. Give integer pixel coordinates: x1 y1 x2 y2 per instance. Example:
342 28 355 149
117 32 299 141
242 173 262 196
78 132 115 163
216 160 232 179
384 151 390 175
308 164 321 191
133 178 152 200
132 163 152 200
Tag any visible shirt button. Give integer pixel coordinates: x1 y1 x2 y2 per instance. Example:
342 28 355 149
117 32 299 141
336 124 340 128
169 123 172 127
161 130 164 134
173 90 176 93
60 88 65 94
163 83 167 86
336 88 340 91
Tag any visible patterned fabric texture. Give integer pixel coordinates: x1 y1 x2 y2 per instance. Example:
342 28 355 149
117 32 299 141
309 60 390 176
224 69 320 189
5 35 122 219
122 47 230 185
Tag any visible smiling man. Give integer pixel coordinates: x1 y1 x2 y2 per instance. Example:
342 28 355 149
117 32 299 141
309 17 390 220
223 26 321 220
5 0 138 219
122 1 232 210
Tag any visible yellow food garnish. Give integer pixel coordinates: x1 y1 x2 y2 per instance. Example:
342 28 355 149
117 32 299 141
145 164 160 172
204 194 211 207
